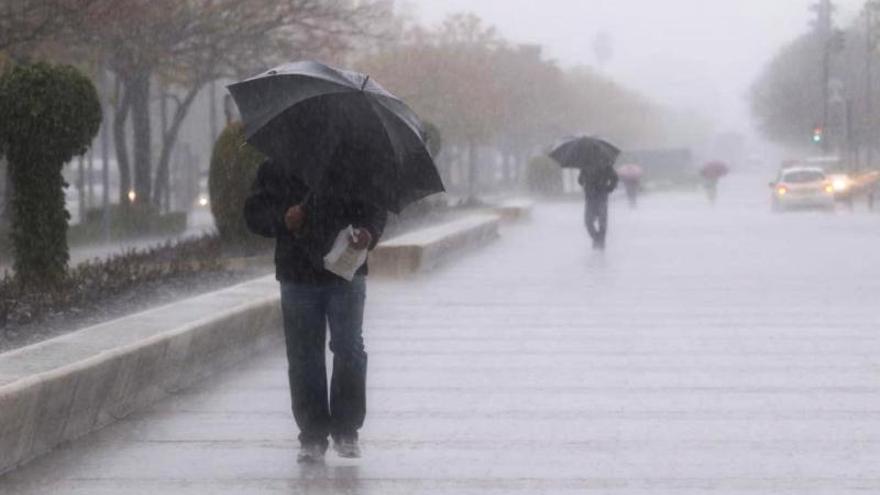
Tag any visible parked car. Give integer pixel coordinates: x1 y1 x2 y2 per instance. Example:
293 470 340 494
770 167 835 211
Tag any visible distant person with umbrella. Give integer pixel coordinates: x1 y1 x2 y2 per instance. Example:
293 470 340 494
616 163 643 208
551 136 620 249
233 62 444 464
701 161 729 204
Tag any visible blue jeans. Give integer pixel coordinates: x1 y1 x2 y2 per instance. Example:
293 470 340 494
585 194 609 244
280 276 367 447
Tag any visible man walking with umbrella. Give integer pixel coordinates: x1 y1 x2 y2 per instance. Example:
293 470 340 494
551 136 620 250
233 62 444 464
579 164 619 249
244 158 385 463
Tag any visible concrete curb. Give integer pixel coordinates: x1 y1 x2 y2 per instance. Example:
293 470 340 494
484 199 534 222
0 277 282 475
0 213 504 474
369 214 501 276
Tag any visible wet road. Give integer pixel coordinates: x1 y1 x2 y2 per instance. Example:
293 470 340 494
4 175 880 494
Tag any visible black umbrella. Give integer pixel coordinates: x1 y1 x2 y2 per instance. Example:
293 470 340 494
550 136 621 170
228 61 444 214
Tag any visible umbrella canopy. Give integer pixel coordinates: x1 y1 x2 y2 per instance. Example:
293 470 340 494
228 60 444 214
701 161 730 180
616 163 644 180
550 136 621 170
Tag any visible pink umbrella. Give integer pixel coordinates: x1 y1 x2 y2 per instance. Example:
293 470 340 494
701 161 730 180
616 163 644 181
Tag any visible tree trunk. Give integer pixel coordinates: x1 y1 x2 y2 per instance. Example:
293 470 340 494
100 68 111 239
87 148 94 211
467 140 479 199
209 80 218 145
153 85 201 210
129 70 152 206
112 80 132 206
158 86 168 212
0 156 10 234
77 156 85 224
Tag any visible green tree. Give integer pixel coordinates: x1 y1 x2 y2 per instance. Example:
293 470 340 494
0 62 101 286
750 34 825 149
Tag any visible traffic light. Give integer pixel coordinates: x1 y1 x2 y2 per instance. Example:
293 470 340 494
813 126 824 144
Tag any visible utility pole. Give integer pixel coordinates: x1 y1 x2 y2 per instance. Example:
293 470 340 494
866 1 880 168
812 0 835 153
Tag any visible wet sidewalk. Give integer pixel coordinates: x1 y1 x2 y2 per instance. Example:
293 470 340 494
4 185 880 494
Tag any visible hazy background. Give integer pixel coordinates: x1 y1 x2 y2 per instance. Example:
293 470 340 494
410 0 864 138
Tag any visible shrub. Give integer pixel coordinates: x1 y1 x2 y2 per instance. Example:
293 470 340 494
0 235 225 331
0 63 101 287
525 155 563 196
209 122 264 246
423 121 443 157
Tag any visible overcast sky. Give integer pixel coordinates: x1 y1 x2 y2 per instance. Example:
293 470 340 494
408 0 864 139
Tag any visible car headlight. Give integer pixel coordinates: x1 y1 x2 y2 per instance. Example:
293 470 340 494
776 186 788 196
198 195 209 207
832 178 849 192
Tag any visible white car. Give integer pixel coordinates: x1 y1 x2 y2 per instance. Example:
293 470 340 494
770 167 835 211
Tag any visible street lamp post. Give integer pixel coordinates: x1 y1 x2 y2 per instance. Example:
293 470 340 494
865 1 880 168
811 0 838 154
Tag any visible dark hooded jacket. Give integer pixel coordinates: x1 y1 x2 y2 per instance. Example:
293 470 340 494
578 166 619 199
244 160 387 284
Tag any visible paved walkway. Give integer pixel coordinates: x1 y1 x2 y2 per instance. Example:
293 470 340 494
4 177 880 494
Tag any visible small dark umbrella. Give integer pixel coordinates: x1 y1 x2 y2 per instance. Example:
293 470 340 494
701 161 730 180
616 163 644 181
228 60 444 214
550 136 621 170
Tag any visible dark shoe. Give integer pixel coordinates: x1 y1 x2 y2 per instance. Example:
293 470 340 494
332 435 361 459
297 443 326 464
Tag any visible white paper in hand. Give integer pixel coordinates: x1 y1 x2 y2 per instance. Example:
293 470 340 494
323 225 368 281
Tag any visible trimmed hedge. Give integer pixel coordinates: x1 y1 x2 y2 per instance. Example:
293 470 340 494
0 63 101 287
525 155 563 196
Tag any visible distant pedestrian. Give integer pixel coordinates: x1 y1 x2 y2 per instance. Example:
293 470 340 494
579 165 619 250
701 161 729 205
616 164 643 208
244 159 387 464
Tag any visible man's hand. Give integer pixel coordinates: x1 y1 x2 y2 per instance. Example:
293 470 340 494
351 228 372 250
284 205 306 233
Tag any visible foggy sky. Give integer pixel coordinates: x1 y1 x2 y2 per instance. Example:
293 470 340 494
409 0 864 144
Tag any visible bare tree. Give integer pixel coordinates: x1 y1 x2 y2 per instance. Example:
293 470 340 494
0 0 106 55
73 0 390 207
360 13 666 194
